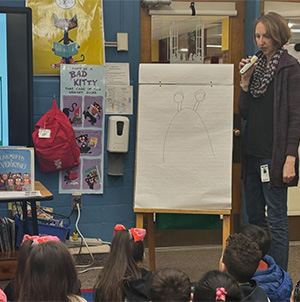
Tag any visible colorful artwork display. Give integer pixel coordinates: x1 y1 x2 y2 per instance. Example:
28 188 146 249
59 64 105 194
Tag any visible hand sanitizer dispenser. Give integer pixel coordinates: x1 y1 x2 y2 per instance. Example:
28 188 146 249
107 116 130 176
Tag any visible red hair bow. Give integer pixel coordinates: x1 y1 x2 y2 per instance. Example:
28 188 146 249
113 224 146 242
21 234 60 246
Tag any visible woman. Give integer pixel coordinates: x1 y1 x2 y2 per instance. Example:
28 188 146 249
239 12 300 271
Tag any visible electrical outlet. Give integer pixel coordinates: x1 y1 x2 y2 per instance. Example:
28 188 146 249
71 194 82 210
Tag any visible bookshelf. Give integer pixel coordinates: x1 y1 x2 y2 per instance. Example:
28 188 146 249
0 181 53 280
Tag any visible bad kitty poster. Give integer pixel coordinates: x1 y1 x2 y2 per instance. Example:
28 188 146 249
59 64 105 194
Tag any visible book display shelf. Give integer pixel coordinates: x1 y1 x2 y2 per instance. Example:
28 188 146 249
0 181 53 280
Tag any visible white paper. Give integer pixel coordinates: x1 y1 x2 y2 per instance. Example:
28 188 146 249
105 85 133 115
106 63 130 86
134 64 233 211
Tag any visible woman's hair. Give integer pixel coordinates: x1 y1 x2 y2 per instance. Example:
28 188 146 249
150 268 191 302
254 12 291 49
18 241 79 302
93 230 141 302
193 270 243 302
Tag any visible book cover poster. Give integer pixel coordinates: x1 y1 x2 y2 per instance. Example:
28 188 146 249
59 64 105 194
61 166 80 190
75 129 102 156
82 158 101 191
62 95 83 127
26 0 104 75
0 147 34 192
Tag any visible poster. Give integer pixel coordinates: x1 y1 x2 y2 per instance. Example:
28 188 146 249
135 64 233 210
105 63 133 115
59 64 105 194
26 0 104 75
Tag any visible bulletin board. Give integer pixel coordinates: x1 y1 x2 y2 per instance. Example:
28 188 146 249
134 64 234 211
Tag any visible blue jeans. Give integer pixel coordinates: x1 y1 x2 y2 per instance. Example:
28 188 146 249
244 155 289 271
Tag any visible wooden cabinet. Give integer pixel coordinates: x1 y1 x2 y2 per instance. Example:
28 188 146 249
0 251 18 280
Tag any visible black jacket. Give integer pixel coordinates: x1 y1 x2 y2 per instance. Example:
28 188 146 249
123 268 152 302
240 280 269 302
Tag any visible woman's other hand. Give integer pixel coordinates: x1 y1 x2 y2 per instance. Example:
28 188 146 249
283 155 296 183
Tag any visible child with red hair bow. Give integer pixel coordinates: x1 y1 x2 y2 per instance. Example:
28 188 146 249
94 224 152 302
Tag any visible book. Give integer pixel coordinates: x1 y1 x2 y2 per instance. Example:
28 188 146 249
0 147 35 192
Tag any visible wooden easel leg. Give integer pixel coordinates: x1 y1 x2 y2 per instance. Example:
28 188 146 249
146 213 155 271
222 214 231 249
136 213 144 228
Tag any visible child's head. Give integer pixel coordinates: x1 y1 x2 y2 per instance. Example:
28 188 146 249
193 270 243 302
220 233 262 283
150 268 191 302
113 224 146 265
18 240 78 302
94 224 146 302
236 224 271 258
14 235 60 301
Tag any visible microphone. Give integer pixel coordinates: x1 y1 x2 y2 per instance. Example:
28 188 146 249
239 50 263 75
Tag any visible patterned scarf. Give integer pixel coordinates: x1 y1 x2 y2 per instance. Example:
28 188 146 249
250 48 284 98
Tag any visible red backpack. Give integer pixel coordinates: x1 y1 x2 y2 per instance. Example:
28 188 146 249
32 97 80 173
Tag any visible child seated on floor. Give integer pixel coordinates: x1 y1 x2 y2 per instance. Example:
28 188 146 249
3 234 78 301
18 240 86 302
193 270 243 302
93 224 152 302
219 233 269 302
150 268 191 302
237 224 292 302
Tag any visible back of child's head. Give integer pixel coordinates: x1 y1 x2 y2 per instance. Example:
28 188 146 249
113 224 146 264
236 224 271 258
193 270 243 302
221 233 262 283
14 235 61 301
18 240 78 302
150 267 191 302
94 224 146 302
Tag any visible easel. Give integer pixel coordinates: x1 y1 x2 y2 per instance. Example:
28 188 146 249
135 208 231 271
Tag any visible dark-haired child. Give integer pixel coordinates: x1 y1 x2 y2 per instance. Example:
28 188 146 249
18 240 86 302
219 233 269 302
193 270 243 302
93 224 151 302
237 224 292 302
150 268 191 302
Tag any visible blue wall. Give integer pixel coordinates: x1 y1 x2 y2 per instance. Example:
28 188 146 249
0 0 140 242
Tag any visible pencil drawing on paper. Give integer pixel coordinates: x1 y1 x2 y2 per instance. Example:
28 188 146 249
162 89 215 163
